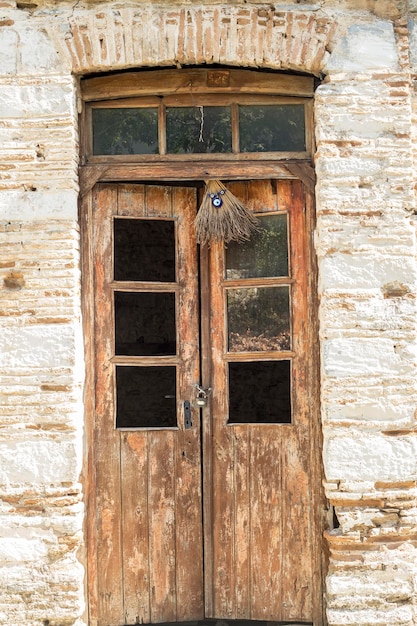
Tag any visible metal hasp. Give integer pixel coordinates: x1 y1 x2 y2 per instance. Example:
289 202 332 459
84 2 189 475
194 383 212 407
184 400 192 430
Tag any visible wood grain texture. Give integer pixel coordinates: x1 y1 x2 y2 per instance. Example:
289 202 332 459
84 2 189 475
90 184 203 626
81 68 314 101
93 185 124 625
85 178 324 626
206 180 321 623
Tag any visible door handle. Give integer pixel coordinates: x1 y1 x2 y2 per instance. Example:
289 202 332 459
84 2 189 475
184 401 192 429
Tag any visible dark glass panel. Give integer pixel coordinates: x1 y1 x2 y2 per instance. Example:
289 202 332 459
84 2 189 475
92 108 159 155
115 292 176 356
166 106 232 153
227 286 290 352
228 360 291 424
114 219 175 282
226 214 288 279
116 366 177 428
239 104 305 152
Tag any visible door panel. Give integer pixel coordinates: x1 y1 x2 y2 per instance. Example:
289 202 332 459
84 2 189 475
89 180 322 626
205 180 316 623
91 184 203 626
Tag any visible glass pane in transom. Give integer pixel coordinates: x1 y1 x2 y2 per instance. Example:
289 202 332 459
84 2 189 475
239 104 305 152
166 106 232 153
92 108 158 155
226 214 288 279
227 286 290 352
114 219 175 282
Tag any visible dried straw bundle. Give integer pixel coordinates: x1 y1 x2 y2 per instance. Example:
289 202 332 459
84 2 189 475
195 180 259 245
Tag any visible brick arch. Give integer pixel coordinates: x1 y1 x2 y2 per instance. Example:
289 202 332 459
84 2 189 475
59 5 338 76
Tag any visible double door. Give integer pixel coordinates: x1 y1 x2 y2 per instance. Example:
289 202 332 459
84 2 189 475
87 180 323 626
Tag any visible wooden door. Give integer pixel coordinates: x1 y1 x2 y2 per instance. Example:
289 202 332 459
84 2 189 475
87 180 323 626
202 180 322 624
89 183 204 626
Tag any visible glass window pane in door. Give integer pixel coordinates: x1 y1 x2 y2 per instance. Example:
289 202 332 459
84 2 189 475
228 360 291 424
115 292 176 356
227 286 290 352
114 219 175 282
239 104 305 152
166 106 232 153
92 108 159 155
225 214 288 279
116 366 177 428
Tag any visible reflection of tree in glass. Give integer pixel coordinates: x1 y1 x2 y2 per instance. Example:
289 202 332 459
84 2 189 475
93 108 159 155
239 105 305 152
166 106 232 154
227 287 291 352
226 214 288 279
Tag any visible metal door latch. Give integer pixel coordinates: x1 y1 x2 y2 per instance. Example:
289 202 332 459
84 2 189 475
184 400 192 430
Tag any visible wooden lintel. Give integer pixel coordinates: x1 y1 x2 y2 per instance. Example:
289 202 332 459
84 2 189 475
81 68 314 102
79 161 312 186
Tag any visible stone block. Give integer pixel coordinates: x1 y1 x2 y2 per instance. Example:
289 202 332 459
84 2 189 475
0 440 82 485
325 21 399 73
324 430 417 482
0 82 75 118
19 28 63 74
319 253 417 291
322 337 412 377
0 28 17 75
0 537 48 563
0 325 78 369
0 190 79 220
326 606 413 625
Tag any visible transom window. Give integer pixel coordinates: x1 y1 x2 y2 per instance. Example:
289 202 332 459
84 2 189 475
81 68 314 162
91 99 306 156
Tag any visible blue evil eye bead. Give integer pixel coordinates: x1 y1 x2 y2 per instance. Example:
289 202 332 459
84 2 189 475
212 195 223 208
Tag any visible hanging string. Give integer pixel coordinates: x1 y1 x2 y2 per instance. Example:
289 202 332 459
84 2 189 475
198 106 204 143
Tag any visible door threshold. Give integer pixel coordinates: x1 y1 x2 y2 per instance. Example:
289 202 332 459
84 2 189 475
126 621 313 626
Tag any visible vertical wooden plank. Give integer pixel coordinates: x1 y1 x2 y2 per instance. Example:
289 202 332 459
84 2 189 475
246 178 278 213
233 426 250 618
282 425 313 622
250 425 283 621
212 420 235 618
145 185 173 217
81 191 99 626
303 180 326 625
174 186 204 621
209 238 236 619
93 185 124 626
120 432 151 625
281 179 314 622
200 240 215 619
117 184 145 216
148 430 177 622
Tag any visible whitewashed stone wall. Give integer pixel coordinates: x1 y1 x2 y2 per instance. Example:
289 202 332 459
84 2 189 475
1 1 417 625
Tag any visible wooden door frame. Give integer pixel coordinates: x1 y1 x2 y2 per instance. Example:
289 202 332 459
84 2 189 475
79 162 326 626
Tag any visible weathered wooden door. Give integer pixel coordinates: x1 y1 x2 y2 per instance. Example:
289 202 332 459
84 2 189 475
88 180 322 626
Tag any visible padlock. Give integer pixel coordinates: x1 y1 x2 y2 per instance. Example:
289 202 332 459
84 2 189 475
196 391 207 407
194 383 211 407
